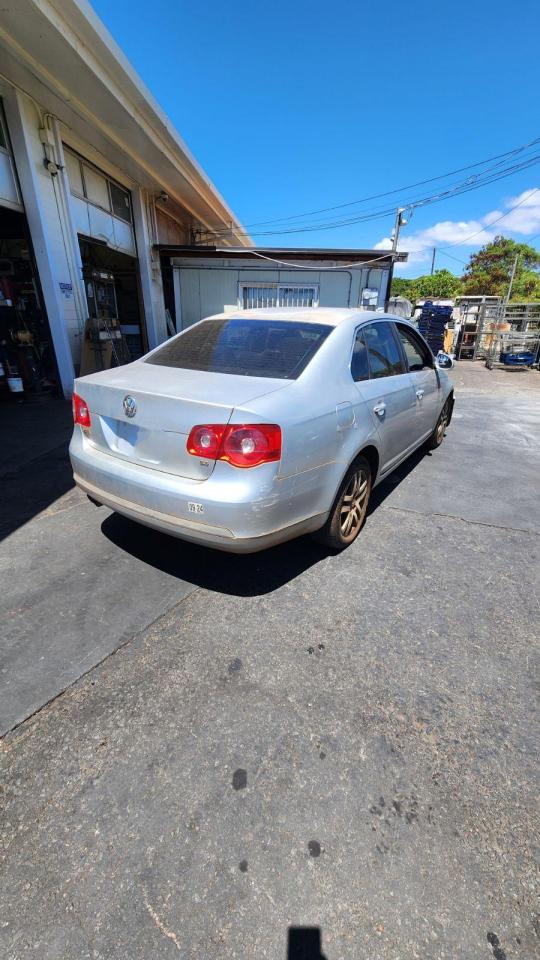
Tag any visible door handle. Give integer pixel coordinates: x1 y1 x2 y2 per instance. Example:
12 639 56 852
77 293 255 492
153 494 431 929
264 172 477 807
416 389 425 400
373 401 386 417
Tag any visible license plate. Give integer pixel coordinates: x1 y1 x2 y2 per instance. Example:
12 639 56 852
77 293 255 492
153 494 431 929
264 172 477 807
187 501 204 514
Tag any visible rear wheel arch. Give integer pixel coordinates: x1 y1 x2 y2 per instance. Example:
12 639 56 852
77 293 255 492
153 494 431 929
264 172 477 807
332 443 379 506
428 393 453 449
352 443 379 484
446 390 455 423
315 453 372 549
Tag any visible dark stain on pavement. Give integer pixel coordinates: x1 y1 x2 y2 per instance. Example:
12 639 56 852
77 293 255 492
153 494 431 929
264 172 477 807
232 768 247 791
487 932 507 960
238 859 248 873
391 795 419 823
308 840 321 858
227 658 243 674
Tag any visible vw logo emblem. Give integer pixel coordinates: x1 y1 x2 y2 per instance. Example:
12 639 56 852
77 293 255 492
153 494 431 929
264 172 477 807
123 395 137 418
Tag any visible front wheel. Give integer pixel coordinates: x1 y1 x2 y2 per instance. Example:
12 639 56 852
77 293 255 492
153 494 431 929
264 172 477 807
428 397 451 449
314 457 372 550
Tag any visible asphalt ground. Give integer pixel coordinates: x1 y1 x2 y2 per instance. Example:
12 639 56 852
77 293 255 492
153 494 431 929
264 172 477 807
1 362 539 960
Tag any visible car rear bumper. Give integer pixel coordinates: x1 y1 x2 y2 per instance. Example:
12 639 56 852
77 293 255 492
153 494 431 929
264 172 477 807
70 429 329 553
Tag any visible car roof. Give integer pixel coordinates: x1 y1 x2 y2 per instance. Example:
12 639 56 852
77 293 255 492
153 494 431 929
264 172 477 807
203 308 406 328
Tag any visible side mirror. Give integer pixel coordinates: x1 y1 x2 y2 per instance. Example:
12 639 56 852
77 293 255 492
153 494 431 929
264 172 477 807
435 351 454 369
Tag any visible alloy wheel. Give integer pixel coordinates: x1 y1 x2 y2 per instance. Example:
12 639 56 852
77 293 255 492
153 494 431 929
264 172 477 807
436 402 449 444
340 469 369 538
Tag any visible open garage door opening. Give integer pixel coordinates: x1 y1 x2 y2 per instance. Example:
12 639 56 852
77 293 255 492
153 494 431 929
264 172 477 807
0 208 59 403
78 239 147 374
63 147 147 374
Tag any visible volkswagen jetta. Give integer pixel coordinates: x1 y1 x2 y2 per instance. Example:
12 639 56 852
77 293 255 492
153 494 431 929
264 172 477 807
69 309 454 552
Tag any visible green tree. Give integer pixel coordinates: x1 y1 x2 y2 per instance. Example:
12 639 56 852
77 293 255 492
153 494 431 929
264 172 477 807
391 269 461 302
414 269 462 300
390 276 418 301
511 269 540 300
461 235 540 298
392 236 540 304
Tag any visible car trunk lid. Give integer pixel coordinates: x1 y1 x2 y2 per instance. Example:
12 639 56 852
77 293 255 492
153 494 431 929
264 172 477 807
75 361 288 481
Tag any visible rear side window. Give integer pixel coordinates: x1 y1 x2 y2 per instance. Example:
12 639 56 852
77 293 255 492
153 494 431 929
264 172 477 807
363 321 404 378
145 318 333 379
396 323 433 371
351 329 369 381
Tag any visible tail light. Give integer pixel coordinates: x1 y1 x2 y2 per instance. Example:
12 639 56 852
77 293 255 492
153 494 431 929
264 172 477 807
187 424 281 468
221 424 281 467
72 392 91 428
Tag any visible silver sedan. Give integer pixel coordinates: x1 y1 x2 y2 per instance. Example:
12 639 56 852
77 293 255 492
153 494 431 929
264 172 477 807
69 309 454 552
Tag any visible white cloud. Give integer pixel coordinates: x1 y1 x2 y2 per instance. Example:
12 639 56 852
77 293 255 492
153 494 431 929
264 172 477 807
496 187 540 233
376 187 540 272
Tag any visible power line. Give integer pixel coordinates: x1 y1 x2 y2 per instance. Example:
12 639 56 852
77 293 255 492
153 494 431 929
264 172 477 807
219 193 540 274
227 134 540 231
226 191 540 270
520 228 540 244
437 250 468 266
204 153 540 240
269 155 540 235
438 187 539 249
203 151 540 239
379 189 540 274
393 189 540 277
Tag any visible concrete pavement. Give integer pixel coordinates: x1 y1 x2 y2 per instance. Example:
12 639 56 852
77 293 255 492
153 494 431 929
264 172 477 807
1 363 539 960
1 400 198 734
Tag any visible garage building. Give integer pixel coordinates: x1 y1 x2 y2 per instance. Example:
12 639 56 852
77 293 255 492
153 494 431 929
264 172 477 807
0 0 406 414
0 0 249 403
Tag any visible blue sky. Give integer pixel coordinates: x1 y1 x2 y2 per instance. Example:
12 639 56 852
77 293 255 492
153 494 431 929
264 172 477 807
92 0 540 275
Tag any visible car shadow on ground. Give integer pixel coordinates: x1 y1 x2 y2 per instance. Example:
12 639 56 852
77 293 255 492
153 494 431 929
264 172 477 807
101 511 331 596
101 444 432 597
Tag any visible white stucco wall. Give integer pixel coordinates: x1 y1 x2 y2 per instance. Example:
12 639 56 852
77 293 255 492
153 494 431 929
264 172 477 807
172 260 391 330
0 86 191 391
0 0 252 394
2 88 79 394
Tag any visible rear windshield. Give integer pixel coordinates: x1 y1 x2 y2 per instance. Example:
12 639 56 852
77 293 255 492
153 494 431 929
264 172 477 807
145 318 333 379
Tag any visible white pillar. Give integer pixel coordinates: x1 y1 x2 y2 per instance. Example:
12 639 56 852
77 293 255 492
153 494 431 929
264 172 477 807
131 188 167 349
3 88 76 397
48 118 89 340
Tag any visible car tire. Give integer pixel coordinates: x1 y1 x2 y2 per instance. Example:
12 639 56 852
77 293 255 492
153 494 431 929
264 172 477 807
428 397 451 449
314 456 372 550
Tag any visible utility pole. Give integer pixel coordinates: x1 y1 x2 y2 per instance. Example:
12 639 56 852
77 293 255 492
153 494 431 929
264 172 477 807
430 247 436 275
388 207 412 309
391 207 409 252
504 254 519 311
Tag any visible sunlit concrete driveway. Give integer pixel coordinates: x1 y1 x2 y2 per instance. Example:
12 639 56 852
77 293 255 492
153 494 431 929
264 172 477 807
1 363 539 960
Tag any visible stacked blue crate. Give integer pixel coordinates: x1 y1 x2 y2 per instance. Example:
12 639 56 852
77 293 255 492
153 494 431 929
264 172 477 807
417 302 452 355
